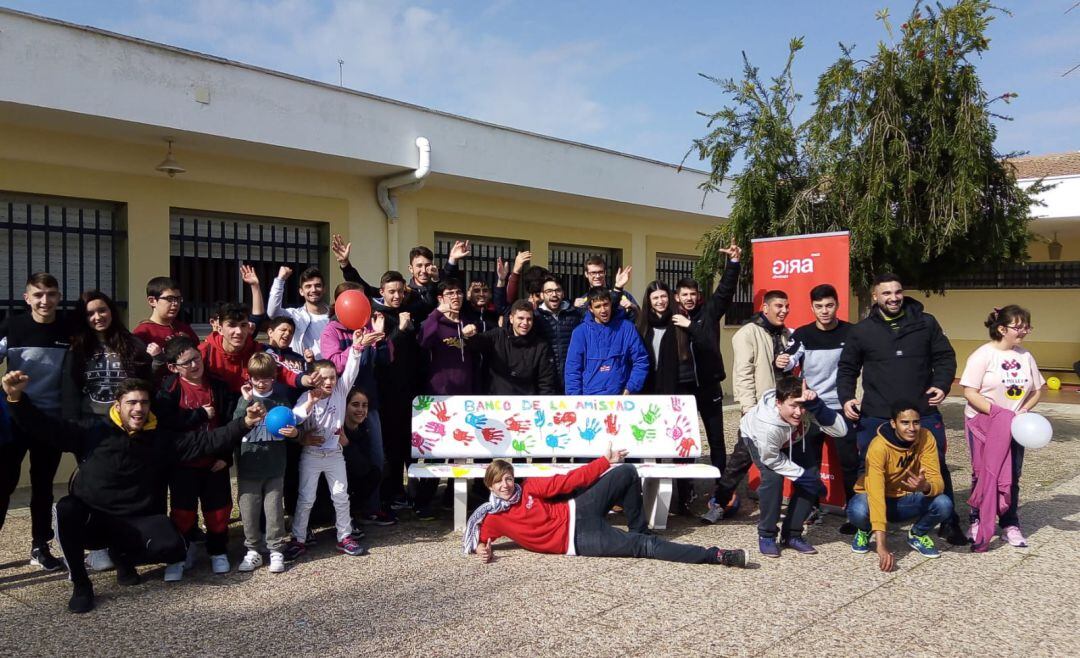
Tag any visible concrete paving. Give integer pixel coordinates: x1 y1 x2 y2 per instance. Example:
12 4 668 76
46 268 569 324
1 398 1078 656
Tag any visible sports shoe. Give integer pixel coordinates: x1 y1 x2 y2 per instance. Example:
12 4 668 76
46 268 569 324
210 554 230 574
389 495 411 511
851 529 871 554
336 537 368 556
30 544 64 572
163 562 185 582
838 521 857 536
350 526 366 541
938 520 970 546
805 505 825 526
782 536 818 555
758 537 781 558
282 540 306 562
907 530 941 558
969 521 979 543
414 507 437 521
360 511 398 526
304 529 319 546
68 581 95 614
714 548 747 568
268 551 286 573
1001 525 1028 548
114 560 141 586
237 550 263 572
183 541 199 570
85 548 114 572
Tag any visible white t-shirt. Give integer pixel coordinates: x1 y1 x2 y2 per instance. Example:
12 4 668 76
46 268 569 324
959 343 1045 419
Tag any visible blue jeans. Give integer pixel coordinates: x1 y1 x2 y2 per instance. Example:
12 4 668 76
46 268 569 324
847 492 954 536
856 412 957 524
966 427 1024 528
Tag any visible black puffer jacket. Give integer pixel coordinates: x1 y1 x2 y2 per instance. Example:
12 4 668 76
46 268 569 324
681 259 741 386
9 394 249 517
467 325 558 395
533 301 583 392
837 297 956 419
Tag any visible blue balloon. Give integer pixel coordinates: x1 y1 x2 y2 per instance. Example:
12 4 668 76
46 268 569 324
265 406 297 438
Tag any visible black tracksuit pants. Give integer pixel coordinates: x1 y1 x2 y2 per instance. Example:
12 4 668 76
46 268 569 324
56 495 186 586
0 428 62 547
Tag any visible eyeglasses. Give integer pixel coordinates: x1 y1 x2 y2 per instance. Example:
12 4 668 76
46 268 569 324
585 270 605 277
175 354 202 368
1005 324 1032 335
441 290 464 297
155 295 183 305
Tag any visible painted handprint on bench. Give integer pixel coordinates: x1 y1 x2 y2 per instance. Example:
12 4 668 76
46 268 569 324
504 414 531 433
412 396 433 411
630 425 656 442
544 432 568 450
534 409 546 428
481 427 504 444
604 413 619 435
423 421 446 437
578 418 601 442
432 401 454 423
670 396 683 412
641 404 661 425
411 432 436 455
511 437 535 455
465 413 488 429
553 412 577 427
452 429 474 445
667 414 696 457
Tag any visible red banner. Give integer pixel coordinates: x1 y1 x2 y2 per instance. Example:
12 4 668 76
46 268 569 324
751 232 850 329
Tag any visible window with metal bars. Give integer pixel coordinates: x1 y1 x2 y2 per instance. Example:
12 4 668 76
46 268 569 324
548 244 622 303
0 193 127 321
654 253 701 290
940 261 1080 289
433 234 528 291
169 210 325 324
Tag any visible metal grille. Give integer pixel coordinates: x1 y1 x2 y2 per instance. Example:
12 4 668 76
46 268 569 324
170 211 325 324
434 235 526 291
0 193 126 321
726 282 755 326
548 244 622 302
942 261 1080 289
655 253 700 290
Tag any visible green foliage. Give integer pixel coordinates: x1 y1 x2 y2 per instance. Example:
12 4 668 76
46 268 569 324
687 0 1045 296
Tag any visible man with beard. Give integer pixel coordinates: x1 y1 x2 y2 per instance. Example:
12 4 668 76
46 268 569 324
837 273 966 545
267 265 330 358
466 300 557 395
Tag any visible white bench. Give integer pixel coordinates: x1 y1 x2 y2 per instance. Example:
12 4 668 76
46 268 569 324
407 395 719 531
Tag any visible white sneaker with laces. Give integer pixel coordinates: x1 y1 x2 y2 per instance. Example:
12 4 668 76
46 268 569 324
163 561 185 582
237 550 263 572
85 548 114 572
210 553 231 574
268 551 286 573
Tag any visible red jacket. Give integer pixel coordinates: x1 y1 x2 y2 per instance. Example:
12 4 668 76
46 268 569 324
198 333 301 392
478 457 611 554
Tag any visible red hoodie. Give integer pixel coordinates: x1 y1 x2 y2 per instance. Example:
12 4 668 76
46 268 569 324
478 457 611 555
198 333 301 392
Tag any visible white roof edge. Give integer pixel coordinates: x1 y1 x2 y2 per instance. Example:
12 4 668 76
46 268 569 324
0 6 714 178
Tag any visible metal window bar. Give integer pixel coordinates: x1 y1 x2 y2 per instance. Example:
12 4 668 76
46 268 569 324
726 281 755 326
548 244 622 303
0 194 126 322
654 253 701 290
433 235 527 294
940 261 1080 289
170 213 324 324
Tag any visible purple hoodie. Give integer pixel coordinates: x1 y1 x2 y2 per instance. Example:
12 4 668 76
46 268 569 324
418 309 475 395
966 404 1016 552
319 319 391 408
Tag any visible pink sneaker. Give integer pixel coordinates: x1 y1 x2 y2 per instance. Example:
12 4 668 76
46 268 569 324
969 521 979 542
1001 526 1027 548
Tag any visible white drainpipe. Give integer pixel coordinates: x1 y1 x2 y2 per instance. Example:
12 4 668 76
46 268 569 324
377 136 431 222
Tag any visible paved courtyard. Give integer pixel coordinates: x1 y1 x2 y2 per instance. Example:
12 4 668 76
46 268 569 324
1 398 1078 656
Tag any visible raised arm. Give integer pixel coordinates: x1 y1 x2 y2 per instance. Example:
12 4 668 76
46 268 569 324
4 372 88 454
268 266 291 318
704 243 742 324
241 264 265 318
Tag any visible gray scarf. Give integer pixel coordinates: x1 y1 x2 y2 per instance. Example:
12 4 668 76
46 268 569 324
462 484 522 554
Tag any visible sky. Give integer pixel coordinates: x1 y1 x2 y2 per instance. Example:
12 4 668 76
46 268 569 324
3 0 1077 169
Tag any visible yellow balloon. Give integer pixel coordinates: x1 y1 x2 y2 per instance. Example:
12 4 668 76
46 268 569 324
1047 377 1061 391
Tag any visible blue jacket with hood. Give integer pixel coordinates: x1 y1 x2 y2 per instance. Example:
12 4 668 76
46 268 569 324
564 315 649 395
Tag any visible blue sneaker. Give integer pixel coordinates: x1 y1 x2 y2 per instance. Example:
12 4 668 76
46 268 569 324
782 536 818 555
851 529 872 554
758 537 781 558
907 530 941 558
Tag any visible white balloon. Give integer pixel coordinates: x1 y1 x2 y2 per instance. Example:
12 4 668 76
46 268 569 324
1011 413 1053 449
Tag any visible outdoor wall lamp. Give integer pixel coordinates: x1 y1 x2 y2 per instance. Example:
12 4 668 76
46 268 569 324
155 138 187 177
1048 232 1062 261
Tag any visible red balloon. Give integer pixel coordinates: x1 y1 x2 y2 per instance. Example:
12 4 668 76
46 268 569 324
335 289 371 330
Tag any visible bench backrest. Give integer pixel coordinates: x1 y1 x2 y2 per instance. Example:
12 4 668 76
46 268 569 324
410 395 701 459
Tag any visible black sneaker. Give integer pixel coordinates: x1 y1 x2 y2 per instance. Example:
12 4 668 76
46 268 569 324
389 496 411 511
114 560 141 587
838 521 857 536
350 525 366 541
360 511 398 526
304 529 319 546
281 541 306 562
30 544 64 572
939 520 971 546
714 548 747 568
415 506 437 522
68 581 94 614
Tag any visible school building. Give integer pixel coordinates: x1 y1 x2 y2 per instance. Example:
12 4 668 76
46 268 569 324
1 8 1076 490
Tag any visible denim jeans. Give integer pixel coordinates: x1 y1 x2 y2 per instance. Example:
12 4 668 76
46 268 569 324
856 412 958 524
748 433 822 540
847 492 954 536
573 464 716 564
966 427 1025 528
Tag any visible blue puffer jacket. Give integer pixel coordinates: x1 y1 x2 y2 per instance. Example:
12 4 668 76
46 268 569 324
534 302 583 391
564 316 650 395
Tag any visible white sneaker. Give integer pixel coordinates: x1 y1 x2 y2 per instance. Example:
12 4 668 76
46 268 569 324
183 542 199 570
237 550 263 572
164 561 185 582
210 553 230 574
85 548 114 572
268 551 286 574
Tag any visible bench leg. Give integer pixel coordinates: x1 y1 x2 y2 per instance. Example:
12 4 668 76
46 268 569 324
643 478 672 531
453 479 468 532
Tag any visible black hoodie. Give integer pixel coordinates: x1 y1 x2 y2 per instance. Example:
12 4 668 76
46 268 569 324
680 259 741 386
837 297 956 419
466 325 558 395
